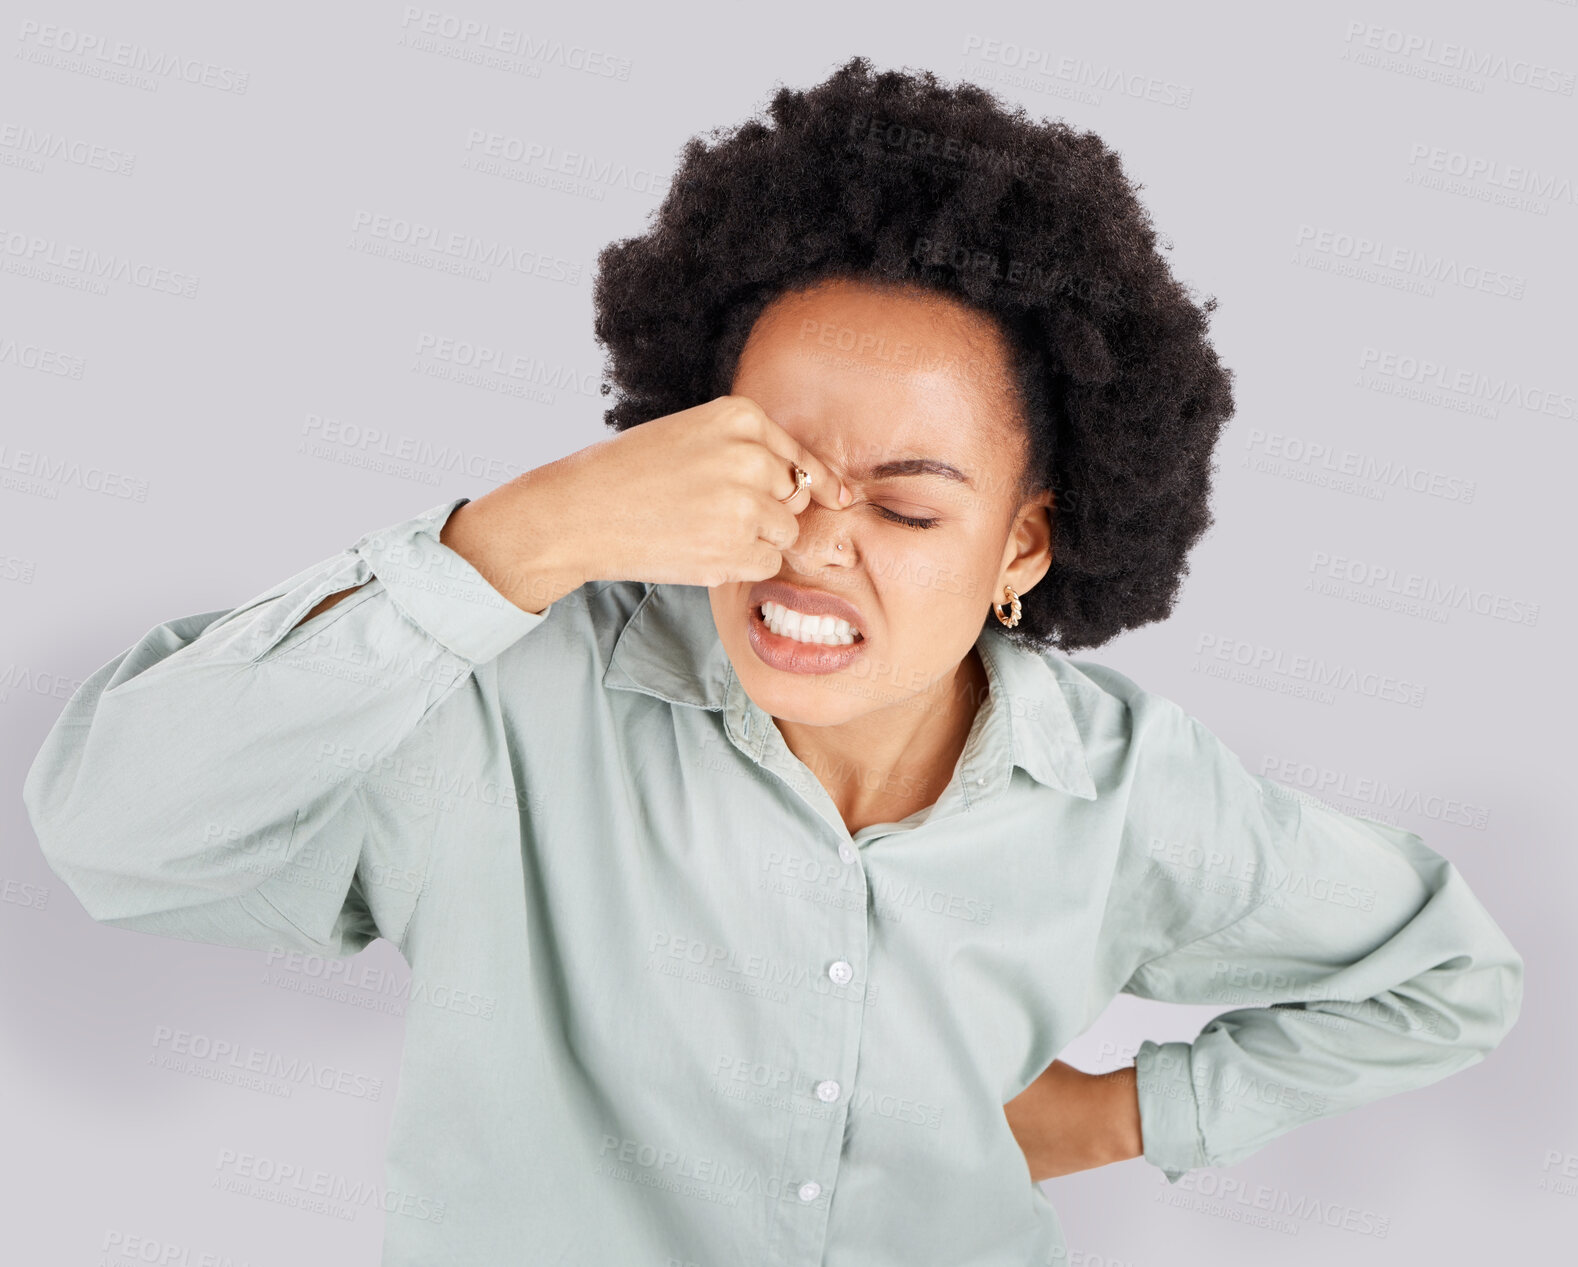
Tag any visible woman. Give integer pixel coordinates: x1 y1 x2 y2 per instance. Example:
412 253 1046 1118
25 58 1521 1266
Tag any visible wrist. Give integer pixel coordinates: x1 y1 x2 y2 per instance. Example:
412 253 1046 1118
1098 1065 1145 1165
441 466 588 616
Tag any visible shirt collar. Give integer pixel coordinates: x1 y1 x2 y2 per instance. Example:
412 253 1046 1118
601 582 1097 801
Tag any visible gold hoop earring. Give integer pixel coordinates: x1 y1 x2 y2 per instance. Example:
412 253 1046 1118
993 585 1021 628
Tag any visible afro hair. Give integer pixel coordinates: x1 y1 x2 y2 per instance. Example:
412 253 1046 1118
592 56 1235 654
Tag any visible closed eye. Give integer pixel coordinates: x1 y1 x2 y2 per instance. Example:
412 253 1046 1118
873 506 940 530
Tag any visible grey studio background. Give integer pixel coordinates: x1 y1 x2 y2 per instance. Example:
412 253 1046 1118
2 1 1572 1263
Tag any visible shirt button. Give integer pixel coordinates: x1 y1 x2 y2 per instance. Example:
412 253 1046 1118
976 775 986 785
815 1079 841 1102
828 960 853 985
838 843 855 864
798 1181 822 1202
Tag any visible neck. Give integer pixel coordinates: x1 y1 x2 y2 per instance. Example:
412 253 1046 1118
774 644 991 830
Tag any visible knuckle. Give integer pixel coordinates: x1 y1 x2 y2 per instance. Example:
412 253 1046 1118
751 444 783 481
722 395 761 426
728 488 760 523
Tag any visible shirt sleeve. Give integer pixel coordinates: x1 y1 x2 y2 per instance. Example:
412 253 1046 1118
22 496 550 958
1117 697 1524 1184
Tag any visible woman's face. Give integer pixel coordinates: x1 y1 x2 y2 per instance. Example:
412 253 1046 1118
707 277 1054 727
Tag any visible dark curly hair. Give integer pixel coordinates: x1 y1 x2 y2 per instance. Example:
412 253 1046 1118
591 56 1235 653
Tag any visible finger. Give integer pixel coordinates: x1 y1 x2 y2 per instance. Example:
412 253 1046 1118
740 541 784 581
755 498 802 552
750 412 851 510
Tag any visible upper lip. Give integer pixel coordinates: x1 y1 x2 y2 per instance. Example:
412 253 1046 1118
749 579 868 637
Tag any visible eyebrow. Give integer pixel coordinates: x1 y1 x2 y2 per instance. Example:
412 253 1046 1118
847 458 974 487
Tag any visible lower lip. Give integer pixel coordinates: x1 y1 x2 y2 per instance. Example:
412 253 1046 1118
747 604 868 675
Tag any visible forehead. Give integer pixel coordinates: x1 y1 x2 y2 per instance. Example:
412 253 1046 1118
732 279 1023 477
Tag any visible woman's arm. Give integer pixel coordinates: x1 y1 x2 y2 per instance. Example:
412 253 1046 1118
1005 1059 1143 1182
1004 788 1521 1188
22 496 556 956
1032 667 1525 1187
1123 780 1523 1183
292 464 589 630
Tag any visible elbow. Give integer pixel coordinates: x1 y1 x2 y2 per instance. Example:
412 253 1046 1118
26 776 112 922
1489 944 1525 1052
23 748 99 897
1443 934 1524 1064
31 836 125 926
25 798 92 913
1425 864 1526 1062
29 806 171 928
1473 908 1525 1056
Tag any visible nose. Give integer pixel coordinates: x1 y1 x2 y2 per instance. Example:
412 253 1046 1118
783 498 853 567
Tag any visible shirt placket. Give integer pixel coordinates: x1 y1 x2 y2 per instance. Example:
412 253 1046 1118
721 669 875 1264
718 664 1009 1264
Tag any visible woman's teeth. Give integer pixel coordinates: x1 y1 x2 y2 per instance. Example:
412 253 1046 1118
759 601 862 646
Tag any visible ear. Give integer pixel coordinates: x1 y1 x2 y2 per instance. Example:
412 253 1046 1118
999 487 1055 595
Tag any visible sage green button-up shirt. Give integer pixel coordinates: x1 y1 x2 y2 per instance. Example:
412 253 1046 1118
24 496 1523 1266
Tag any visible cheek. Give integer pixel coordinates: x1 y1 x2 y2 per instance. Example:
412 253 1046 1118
707 584 749 638
864 538 983 608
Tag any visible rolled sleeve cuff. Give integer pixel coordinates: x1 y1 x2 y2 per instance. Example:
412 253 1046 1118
353 497 550 665
1134 1039 1209 1184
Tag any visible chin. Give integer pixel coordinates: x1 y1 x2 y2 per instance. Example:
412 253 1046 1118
734 660 873 725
